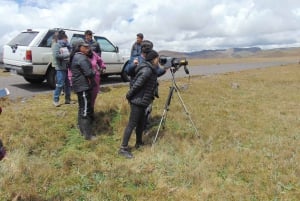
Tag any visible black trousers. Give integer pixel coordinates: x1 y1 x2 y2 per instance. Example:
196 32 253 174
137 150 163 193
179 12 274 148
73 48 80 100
121 103 147 147
77 90 93 120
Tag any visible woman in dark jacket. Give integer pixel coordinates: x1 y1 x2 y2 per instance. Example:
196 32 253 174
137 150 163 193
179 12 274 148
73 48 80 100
119 50 159 158
70 41 96 140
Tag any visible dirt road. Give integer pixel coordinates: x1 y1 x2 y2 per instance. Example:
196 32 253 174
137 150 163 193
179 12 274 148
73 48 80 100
0 60 295 100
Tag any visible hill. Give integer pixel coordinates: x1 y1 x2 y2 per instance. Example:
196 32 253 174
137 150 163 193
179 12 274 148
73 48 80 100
159 47 300 59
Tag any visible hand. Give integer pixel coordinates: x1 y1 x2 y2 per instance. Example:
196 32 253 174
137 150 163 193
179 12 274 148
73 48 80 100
133 58 139 65
100 68 106 74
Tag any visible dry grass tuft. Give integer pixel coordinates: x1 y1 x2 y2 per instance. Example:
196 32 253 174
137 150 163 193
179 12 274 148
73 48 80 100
1 62 300 200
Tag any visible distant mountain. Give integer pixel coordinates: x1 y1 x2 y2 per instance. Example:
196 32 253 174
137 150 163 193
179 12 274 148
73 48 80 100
159 47 300 59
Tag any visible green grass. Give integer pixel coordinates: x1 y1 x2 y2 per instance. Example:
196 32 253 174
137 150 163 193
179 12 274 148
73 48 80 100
0 63 300 200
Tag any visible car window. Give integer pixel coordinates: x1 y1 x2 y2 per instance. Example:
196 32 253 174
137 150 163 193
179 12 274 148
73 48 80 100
39 30 56 47
7 32 38 46
94 36 116 52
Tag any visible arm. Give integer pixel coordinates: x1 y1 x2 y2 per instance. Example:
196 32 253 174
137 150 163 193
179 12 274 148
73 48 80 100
95 41 102 57
52 43 69 60
126 67 152 99
156 67 166 77
94 52 105 69
79 56 95 78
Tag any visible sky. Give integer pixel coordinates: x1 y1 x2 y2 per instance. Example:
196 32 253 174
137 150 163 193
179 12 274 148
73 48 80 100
1 0 300 54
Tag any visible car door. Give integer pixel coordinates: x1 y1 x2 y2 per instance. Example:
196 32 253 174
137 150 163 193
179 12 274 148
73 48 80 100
94 36 124 74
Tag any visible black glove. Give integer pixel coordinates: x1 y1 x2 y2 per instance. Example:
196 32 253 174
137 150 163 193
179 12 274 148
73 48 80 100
126 89 134 100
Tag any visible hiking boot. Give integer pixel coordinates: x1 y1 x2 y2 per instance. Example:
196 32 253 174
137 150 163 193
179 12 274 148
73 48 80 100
118 147 133 159
79 118 94 140
53 101 60 107
86 135 97 141
135 142 145 149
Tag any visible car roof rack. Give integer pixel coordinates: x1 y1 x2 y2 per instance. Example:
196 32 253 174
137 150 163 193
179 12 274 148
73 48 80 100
51 28 93 33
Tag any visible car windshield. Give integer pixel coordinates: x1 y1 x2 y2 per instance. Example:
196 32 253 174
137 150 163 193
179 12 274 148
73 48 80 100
7 31 39 46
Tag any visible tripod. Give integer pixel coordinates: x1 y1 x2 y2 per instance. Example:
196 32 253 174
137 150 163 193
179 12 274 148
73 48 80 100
152 66 200 147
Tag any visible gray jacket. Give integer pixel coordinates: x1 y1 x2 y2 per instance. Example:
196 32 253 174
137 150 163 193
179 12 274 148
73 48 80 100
52 40 70 70
70 52 95 93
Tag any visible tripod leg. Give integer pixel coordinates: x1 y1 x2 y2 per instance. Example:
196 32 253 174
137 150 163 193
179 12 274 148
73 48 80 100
152 108 167 146
152 87 175 147
174 87 200 138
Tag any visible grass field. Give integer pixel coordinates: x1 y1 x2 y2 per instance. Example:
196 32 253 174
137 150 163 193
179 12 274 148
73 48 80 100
0 61 300 200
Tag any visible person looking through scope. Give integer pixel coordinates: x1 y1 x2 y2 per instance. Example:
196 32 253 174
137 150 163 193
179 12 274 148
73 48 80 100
125 39 167 133
119 50 160 159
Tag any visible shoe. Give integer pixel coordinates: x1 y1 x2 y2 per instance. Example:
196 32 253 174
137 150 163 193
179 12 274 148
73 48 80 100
53 101 60 107
65 100 75 104
118 147 133 159
86 135 97 141
135 142 145 149
79 118 94 140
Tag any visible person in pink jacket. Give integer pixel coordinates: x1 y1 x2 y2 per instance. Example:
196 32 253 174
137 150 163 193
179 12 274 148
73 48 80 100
87 49 106 118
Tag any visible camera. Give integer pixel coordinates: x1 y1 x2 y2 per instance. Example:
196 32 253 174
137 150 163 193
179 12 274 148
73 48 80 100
159 56 188 67
159 56 189 74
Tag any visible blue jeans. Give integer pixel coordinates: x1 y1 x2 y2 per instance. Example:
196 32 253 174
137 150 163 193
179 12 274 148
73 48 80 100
53 70 71 102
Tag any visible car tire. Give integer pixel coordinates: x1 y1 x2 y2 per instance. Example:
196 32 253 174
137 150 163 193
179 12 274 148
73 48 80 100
121 63 130 82
46 67 56 89
121 70 130 82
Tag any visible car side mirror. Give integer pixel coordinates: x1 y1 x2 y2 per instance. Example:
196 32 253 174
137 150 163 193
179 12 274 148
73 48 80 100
115 46 119 53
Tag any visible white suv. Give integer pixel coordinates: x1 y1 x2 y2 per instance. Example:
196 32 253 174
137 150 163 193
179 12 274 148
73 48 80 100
2 28 130 88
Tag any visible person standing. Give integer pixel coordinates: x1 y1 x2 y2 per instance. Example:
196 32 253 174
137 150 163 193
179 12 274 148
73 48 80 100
119 50 160 159
52 30 72 106
126 40 167 132
86 48 106 117
125 33 144 75
70 41 96 140
84 30 102 57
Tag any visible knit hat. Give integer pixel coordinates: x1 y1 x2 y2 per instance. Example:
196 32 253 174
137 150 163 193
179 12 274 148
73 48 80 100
141 40 153 53
146 50 159 61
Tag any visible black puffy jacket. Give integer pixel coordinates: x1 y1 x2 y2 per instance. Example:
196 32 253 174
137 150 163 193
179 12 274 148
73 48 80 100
71 52 95 93
126 61 158 107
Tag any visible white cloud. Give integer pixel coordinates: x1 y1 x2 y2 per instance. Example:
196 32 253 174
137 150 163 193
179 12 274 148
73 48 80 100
1 0 300 53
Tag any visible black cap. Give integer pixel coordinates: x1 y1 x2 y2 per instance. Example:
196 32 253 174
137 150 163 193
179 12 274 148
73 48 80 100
78 41 89 47
146 50 159 61
141 40 153 53
72 38 89 48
